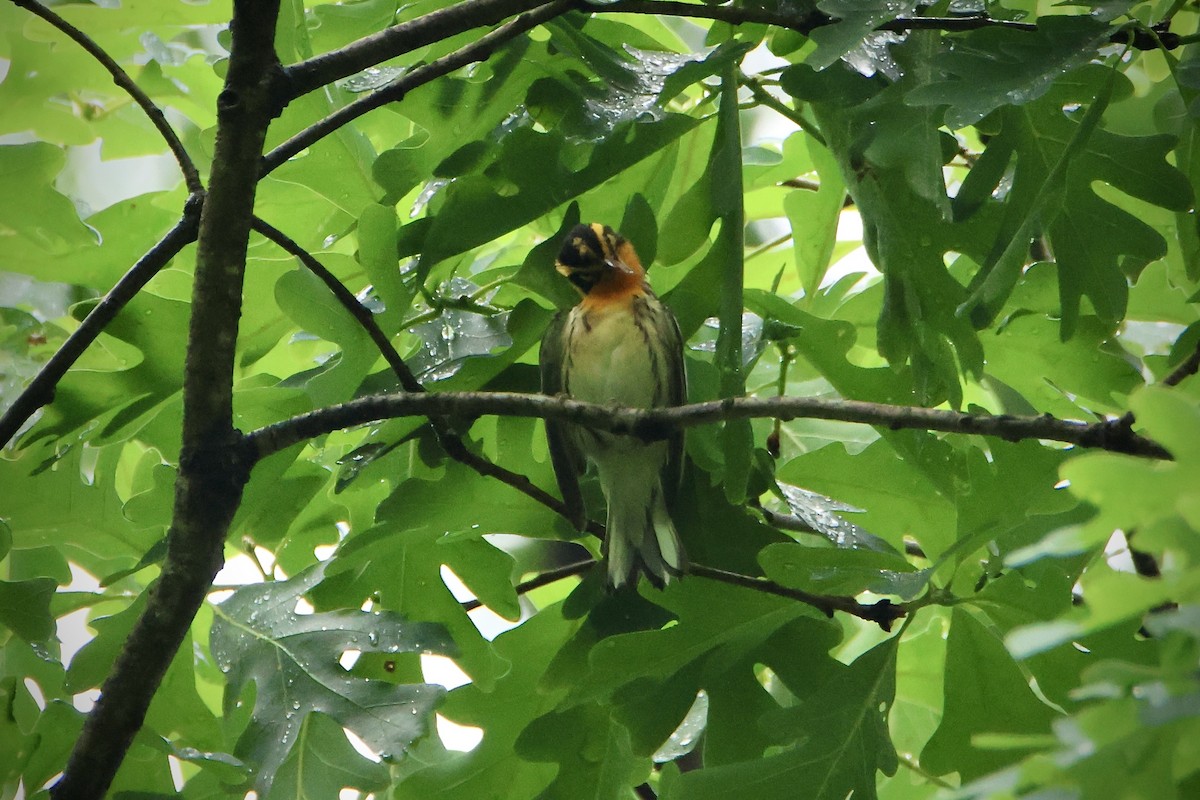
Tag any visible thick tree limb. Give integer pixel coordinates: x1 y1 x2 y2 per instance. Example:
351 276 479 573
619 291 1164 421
246 391 1171 463
0 203 201 449
9 0 202 191
263 0 573 175
283 0 561 99
50 2 284 796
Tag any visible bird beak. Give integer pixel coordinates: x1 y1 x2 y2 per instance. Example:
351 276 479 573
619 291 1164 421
606 259 637 275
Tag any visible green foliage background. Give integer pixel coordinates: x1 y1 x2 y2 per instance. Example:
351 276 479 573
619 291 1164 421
2 0 1200 797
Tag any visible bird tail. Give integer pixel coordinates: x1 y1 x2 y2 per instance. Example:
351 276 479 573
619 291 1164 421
605 483 686 589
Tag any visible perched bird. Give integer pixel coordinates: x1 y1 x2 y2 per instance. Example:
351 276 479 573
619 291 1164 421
539 223 687 588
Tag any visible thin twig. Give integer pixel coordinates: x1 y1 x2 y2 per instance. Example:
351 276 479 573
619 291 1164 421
461 559 594 611
263 0 573 175
251 216 422 390
9 0 202 192
283 0 559 99
0 201 203 448
1163 337 1200 387
690 563 905 631
740 72 825 145
245 391 1172 463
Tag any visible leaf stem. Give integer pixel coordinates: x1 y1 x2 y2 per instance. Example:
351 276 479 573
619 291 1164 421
740 71 825 146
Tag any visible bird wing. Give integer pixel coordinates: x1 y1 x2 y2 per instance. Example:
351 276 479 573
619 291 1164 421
539 310 587 531
660 303 687 504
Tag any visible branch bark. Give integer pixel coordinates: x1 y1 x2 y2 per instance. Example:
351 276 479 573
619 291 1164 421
50 1 284 796
602 1 1177 49
246 390 1171 462
283 0 561 99
263 0 573 175
9 0 202 191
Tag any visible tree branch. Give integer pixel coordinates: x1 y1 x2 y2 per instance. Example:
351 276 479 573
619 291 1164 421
0 202 202 449
601 1 1177 50
459 558 906 631
690 564 904 631
461 559 594 611
1164 337 1200 387
263 0 573 175
9 0 202 192
245 391 1171 463
283 0 563 100
250 216 422 390
51 1 285 796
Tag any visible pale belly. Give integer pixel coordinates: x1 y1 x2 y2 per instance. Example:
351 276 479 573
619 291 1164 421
562 304 659 409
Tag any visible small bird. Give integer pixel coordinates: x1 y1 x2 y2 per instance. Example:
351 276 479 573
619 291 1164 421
539 223 687 588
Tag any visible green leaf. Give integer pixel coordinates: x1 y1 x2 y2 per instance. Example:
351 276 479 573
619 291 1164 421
516 703 644 800
796 62 982 404
808 0 919 71
274 266 377 404
357 201 411 331
267 712 390 800
0 577 54 642
313 513 517 691
210 563 453 790
758 542 926 599
959 65 1193 333
417 115 700 272
782 136 845 294
0 143 94 259
672 636 899 800
921 608 1058 779
394 607 575 799
906 16 1112 128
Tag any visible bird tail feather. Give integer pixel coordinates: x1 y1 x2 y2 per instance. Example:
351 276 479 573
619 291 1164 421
605 484 685 589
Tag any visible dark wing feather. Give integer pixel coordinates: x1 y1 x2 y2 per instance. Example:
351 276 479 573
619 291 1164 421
658 301 687 504
539 311 587 531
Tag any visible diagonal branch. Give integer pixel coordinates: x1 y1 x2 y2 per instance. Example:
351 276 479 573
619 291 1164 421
283 0 561 98
263 0 573 175
0 200 202 448
1163 337 1200 387
251 216 423 391
690 564 904 631
601 1 1178 50
245 391 1172 463
250 216 603 537
461 558 595 611
9 0 202 192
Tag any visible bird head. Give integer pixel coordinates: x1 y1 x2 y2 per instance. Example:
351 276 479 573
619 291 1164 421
555 223 645 295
